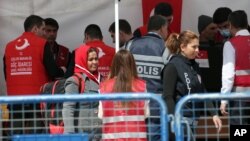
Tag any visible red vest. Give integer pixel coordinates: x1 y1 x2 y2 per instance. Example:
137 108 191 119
100 78 147 141
55 44 70 68
5 32 49 96
230 36 250 91
86 41 115 78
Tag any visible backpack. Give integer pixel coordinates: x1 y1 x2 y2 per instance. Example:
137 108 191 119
40 73 85 134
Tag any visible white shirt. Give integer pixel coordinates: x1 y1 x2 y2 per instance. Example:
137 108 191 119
221 29 250 104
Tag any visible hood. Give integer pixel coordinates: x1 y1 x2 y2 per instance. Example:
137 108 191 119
74 44 100 84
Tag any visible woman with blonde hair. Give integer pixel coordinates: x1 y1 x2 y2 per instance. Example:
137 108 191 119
166 33 180 54
162 30 222 141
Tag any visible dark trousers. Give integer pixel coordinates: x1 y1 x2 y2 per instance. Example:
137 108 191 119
5 104 44 138
146 118 161 141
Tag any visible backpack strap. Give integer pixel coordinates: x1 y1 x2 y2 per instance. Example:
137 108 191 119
52 80 59 95
50 80 60 118
40 80 61 121
72 73 85 93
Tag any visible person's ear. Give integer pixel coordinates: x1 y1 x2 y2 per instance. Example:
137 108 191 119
31 25 38 33
158 26 164 36
180 43 185 52
85 34 90 41
229 23 233 30
119 31 124 36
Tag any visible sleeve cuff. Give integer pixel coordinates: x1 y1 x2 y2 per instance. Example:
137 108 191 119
221 100 228 105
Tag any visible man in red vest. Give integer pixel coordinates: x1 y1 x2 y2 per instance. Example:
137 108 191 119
133 2 174 39
220 10 250 125
65 24 115 78
44 18 71 80
84 24 115 78
4 15 65 136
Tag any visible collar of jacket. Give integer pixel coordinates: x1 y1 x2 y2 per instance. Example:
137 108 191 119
145 32 162 39
86 40 104 46
172 54 196 66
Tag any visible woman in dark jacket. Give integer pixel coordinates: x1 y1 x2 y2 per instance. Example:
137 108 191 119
162 31 222 141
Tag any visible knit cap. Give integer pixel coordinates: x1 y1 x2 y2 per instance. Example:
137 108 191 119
198 15 213 34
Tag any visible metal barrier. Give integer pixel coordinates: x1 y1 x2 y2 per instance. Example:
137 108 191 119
12 134 89 141
0 93 169 141
174 92 250 141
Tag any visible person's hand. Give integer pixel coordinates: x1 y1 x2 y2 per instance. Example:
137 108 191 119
220 103 229 116
212 115 222 132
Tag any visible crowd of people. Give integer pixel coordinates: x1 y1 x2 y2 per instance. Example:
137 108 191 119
2 1 250 141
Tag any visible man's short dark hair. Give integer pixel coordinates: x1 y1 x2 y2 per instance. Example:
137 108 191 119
109 19 132 34
213 7 232 24
154 2 173 17
147 15 167 31
44 18 59 30
24 15 44 32
84 24 103 39
228 10 248 29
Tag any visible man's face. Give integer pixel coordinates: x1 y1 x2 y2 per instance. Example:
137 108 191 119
119 31 127 47
166 15 173 25
35 22 45 38
159 23 169 41
44 25 58 42
110 31 115 44
109 31 125 47
217 21 230 30
217 21 231 38
203 23 218 41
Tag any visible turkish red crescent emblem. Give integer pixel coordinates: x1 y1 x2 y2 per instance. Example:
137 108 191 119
15 38 30 50
97 47 105 58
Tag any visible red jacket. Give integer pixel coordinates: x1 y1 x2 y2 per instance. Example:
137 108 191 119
100 78 147 141
86 40 115 78
5 32 49 95
230 36 250 90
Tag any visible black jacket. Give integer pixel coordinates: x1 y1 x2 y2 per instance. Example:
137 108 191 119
162 54 217 117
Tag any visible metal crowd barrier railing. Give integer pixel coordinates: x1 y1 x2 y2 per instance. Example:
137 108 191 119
0 93 169 141
174 92 250 141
